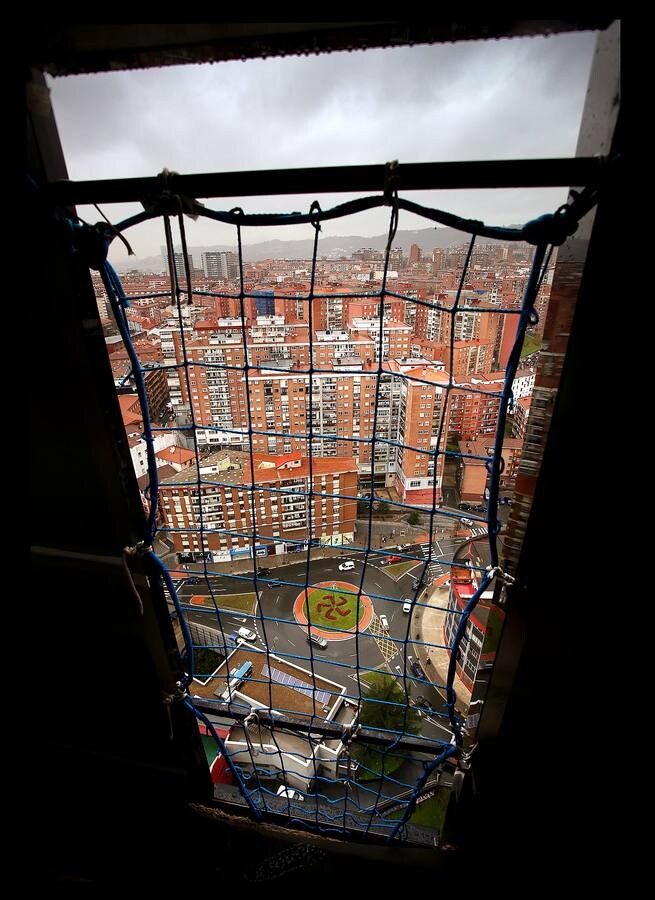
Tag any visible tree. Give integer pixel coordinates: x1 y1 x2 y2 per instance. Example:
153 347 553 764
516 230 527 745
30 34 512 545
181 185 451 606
351 673 422 780
376 501 391 516
192 647 221 679
407 510 420 526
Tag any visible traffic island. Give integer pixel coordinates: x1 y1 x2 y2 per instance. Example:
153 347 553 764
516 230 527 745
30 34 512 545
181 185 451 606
294 581 373 641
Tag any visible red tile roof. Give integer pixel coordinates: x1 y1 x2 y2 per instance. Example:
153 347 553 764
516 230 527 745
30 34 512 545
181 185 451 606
155 445 196 465
118 394 142 426
251 454 358 481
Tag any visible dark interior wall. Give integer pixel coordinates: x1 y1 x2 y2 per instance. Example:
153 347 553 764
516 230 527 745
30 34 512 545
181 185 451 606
28 20 613 76
453 23 621 868
26 67 217 879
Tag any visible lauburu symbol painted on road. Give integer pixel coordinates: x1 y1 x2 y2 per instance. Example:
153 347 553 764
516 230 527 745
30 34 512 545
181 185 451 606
316 595 350 621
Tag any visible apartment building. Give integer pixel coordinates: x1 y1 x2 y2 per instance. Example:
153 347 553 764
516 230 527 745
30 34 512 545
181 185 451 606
388 361 451 505
457 435 524 502
414 339 493 377
348 317 413 361
512 368 536 399
159 448 358 560
443 543 502 693
513 396 532 440
201 251 238 279
246 366 402 485
414 300 443 343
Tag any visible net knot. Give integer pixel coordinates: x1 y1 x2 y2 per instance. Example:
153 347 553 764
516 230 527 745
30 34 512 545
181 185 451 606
309 200 322 232
485 565 515 586
141 169 203 219
384 160 400 205
69 221 113 271
522 205 578 247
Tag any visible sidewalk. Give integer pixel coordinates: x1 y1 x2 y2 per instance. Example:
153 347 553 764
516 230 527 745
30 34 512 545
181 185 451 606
413 581 472 716
162 546 347 578
159 520 451 574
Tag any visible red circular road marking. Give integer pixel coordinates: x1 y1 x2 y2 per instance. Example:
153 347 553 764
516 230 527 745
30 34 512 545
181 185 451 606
294 581 373 641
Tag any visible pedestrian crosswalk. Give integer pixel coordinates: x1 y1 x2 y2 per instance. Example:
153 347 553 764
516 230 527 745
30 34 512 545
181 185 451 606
418 541 445 584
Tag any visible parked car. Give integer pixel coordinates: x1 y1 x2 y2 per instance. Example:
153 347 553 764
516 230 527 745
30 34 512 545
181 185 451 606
460 518 474 527
414 695 431 711
277 786 304 801
411 660 426 680
402 600 412 614
186 576 202 585
236 626 256 642
257 567 272 577
338 560 355 571
307 633 328 649
379 614 389 631
458 502 473 511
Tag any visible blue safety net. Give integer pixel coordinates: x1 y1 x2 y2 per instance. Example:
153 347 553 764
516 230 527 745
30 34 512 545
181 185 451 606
70 175 590 844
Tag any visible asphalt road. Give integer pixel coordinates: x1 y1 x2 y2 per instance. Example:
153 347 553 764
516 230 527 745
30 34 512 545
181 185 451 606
177 543 461 726
177 543 462 820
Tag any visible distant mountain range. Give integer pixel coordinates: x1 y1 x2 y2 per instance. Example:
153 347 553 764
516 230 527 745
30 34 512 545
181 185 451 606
111 225 518 273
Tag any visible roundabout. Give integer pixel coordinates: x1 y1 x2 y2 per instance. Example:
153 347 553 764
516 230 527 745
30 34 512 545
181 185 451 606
294 581 373 641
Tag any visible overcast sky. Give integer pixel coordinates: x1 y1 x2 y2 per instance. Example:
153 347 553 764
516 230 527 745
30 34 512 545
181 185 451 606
47 30 598 261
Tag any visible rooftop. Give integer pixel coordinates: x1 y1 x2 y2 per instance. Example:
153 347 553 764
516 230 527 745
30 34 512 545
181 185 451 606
155 445 196 465
159 448 359 488
190 646 346 720
118 394 143 426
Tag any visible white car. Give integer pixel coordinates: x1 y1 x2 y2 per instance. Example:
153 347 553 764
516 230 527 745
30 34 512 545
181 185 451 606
277 786 304 801
236 626 256 642
379 614 389 631
338 560 355 571
402 600 412 614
